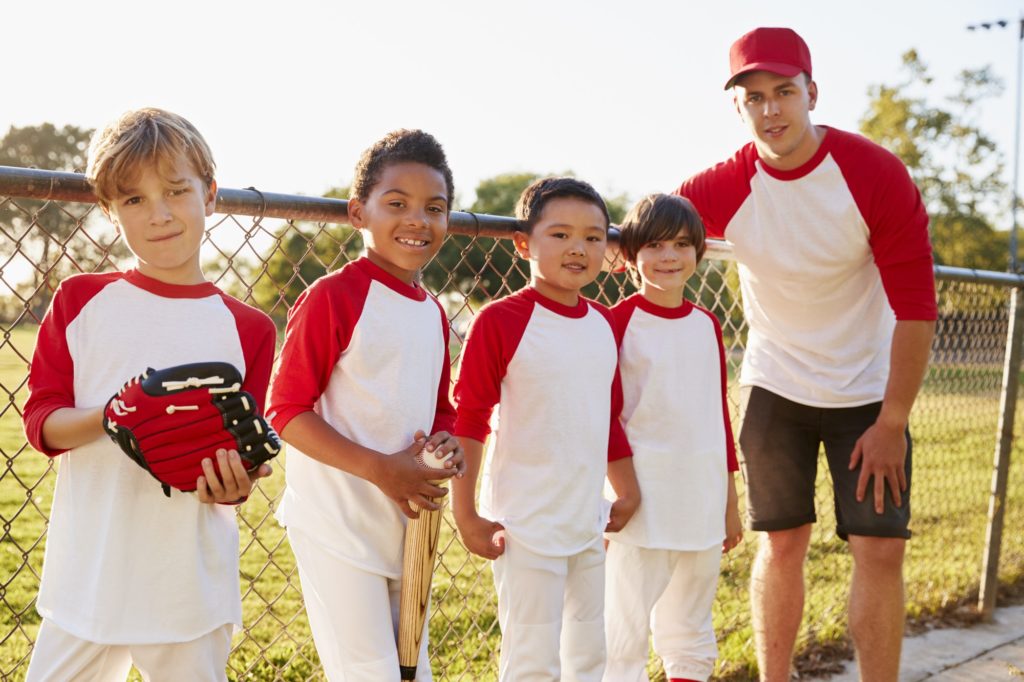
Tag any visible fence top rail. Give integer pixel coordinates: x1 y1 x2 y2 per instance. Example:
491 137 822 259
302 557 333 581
1 165 1021 287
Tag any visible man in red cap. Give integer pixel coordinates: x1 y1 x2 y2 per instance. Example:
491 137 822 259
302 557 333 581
676 27 937 681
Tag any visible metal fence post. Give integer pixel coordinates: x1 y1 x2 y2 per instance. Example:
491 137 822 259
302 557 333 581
979 285 1024 619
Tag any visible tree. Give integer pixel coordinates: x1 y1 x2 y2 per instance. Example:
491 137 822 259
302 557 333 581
860 50 1014 271
0 123 128 321
249 186 361 327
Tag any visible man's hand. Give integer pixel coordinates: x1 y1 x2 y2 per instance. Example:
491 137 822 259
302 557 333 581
849 419 908 513
455 512 506 560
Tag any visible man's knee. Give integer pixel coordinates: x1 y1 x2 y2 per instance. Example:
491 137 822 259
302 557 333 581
756 525 813 570
848 535 905 574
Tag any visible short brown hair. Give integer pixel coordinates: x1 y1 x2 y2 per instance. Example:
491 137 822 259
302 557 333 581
86 108 215 207
350 129 454 208
514 176 610 234
619 193 707 266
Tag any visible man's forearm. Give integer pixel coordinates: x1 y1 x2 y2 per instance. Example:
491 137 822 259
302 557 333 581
878 319 936 429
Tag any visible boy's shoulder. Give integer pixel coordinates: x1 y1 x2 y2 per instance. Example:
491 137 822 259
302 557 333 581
213 287 275 334
46 270 127 321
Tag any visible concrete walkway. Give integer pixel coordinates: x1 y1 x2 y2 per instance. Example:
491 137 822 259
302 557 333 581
817 604 1024 680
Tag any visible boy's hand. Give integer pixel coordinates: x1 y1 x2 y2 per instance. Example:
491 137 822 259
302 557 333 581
373 432 456 519
456 513 505 560
421 431 466 477
197 448 269 504
605 493 640 533
723 472 743 553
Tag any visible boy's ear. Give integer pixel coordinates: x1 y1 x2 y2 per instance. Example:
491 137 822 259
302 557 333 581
807 80 818 111
512 231 531 259
204 180 218 217
348 197 365 228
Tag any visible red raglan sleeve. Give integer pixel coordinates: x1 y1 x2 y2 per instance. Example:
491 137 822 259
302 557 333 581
430 296 457 435
676 145 758 241
23 284 78 457
703 308 738 472
266 271 366 434
596 302 633 462
837 134 937 321
453 299 526 443
222 296 277 413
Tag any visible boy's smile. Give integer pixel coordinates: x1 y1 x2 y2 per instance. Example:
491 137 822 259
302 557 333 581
636 230 697 308
104 154 215 286
348 162 449 285
514 197 607 307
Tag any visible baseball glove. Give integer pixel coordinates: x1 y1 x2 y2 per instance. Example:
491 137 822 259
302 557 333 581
103 362 281 496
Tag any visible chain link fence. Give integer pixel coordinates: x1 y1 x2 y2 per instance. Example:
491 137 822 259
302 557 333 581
2 167 1023 680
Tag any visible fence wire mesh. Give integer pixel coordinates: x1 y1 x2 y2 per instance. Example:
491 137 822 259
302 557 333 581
1 173 1023 681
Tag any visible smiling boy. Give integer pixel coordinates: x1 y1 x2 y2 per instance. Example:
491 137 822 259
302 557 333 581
22 108 276 681
452 177 637 681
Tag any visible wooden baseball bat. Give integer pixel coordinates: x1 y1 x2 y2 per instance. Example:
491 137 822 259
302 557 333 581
397 476 446 680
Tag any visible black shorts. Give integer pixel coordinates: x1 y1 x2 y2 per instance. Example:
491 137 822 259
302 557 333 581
738 386 912 541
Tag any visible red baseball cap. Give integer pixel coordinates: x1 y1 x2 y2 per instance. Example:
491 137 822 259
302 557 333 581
725 27 812 90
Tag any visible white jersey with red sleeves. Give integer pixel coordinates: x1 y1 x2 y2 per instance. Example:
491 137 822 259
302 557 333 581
454 287 632 557
22 270 276 644
610 294 738 550
677 126 937 407
267 257 455 579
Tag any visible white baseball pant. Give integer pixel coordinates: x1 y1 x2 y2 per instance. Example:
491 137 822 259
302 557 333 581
25 619 233 682
288 528 432 682
492 535 606 681
603 542 720 682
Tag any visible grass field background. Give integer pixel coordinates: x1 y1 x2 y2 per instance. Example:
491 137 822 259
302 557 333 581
3 310 1024 680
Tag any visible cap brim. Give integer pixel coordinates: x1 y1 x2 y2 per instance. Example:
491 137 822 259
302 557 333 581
724 62 804 90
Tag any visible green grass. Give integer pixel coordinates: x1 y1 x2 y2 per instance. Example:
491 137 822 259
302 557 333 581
2 324 1024 681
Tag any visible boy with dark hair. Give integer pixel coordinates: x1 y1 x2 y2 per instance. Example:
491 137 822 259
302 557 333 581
22 107 276 681
605 193 742 682
268 129 463 681
453 176 638 681
676 27 936 681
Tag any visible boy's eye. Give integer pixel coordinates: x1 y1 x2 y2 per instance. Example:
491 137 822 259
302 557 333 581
123 196 142 206
388 200 405 209
428 205 445 214
170 187 190 196
644 242 661 250
587 235 605 243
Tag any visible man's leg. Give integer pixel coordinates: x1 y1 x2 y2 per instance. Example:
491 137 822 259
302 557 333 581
750 524 812 682
848 536 905 682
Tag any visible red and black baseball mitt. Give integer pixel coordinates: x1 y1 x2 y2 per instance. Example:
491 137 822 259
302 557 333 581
103 362 281 496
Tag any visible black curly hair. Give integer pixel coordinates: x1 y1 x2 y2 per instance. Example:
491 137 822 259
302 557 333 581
350 129 454 209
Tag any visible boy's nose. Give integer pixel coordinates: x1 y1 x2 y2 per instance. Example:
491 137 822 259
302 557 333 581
149 200 173 224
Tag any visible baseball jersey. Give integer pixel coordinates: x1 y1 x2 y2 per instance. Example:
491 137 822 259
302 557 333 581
267 257 455 579
677 126 936 407
454 287 632 557
22 269 276 644
610 294 738 550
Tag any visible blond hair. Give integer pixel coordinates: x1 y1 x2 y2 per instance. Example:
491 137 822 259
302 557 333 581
86 108 215 206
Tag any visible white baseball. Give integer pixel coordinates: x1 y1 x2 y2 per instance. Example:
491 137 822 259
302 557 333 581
416 445 454 470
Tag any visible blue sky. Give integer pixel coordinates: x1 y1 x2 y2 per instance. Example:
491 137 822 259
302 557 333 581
4 0 1023 225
